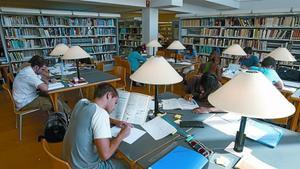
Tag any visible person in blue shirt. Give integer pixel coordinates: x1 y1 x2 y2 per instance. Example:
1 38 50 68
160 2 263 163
250 57 283 90
184 45 197 60
128 46 146 72
239 47 259 68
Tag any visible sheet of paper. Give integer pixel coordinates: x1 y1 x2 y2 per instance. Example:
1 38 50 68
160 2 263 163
141 117 177 140
48 82 65 90
235 154 277 169
162 98 182 110
283 80 300 88
224 142 252 158
111 126 146 144
110 90 130 120
162 98 198 110
176 98 199 110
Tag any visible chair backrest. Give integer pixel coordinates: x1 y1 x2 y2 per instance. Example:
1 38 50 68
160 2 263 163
7 72 14 89
156 50 165 56
95 62 104 71
41 138 71 169
120 60 131 76
114 56 123 66
2 83 17 113
112 66 127 86
176 54 184 61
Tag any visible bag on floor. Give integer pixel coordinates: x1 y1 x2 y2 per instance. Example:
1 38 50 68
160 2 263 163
44 112 69 143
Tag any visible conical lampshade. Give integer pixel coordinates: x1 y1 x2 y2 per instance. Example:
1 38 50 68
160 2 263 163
61 46 91 60
267 47 296 62
208 70 295 119
146 40 162 48
130 56 183 85
223 44 247 56
167 40 186 50
50 43 69 56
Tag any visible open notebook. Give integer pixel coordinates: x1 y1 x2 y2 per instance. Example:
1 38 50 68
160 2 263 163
110 90 152 125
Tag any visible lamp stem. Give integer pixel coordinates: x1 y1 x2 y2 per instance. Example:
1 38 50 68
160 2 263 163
153 47 155 56
154 85 161 116
234 116 247 152
76 60 80 79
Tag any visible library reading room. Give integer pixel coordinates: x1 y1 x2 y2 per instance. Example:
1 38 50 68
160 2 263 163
1 0 300 169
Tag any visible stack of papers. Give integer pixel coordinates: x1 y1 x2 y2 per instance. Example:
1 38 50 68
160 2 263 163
48 82 65 91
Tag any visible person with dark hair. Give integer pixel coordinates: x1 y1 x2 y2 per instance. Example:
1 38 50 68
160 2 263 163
250 56 283 89
184 72 222 113
63 83 131 169
199 50 222 81
238 47 259 68
128 46 146 72
184 45 197 60
12 55 52 111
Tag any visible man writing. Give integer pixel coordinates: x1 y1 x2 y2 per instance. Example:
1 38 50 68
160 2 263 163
63 83 131 169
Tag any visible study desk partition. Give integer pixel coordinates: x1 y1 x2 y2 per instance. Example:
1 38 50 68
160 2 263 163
48 69 120 112
118 92 300 169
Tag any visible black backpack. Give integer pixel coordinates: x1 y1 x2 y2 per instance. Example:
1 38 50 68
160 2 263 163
43 112 69 143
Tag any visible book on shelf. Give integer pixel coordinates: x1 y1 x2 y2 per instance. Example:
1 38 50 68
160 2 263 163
110 90 152 125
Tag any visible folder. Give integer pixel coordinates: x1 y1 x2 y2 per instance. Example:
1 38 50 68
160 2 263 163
149 146 208 169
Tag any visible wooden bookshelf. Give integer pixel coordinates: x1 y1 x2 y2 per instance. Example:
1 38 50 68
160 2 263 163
0 9 119 72
180 14 300 65
119 19 142 55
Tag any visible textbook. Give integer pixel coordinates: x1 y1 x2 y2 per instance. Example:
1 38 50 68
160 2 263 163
110 90 152 125
149 146 208 169
161 98 199 110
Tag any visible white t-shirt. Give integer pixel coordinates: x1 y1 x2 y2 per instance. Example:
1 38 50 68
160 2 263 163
91 103 112 139
13 66 44 110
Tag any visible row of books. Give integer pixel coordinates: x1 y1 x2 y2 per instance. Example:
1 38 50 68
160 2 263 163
120 34 141 40
70 37 116 45
9 50 49 62
182 16 297 27
7 39 42 49
93 53 114 62
119 41 142 47
2 15 115 27
119 28 141 34
292 30 300 40
82 45 116 53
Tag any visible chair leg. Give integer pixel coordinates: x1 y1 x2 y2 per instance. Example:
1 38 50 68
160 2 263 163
19 114 23 141
15 114 18 129
130 81 133 91
79 88 83 98
164 85 167 92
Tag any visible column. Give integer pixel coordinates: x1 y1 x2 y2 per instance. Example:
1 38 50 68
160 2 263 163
142 8 159 55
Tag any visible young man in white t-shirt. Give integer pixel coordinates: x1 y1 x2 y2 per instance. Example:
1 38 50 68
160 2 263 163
63 83 131 169
13 55 53 111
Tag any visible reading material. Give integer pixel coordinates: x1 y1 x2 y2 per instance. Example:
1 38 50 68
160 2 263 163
161 98 199 110
235 154 276 169
110 90 152 125
48 82 65 91
110 126 146 144
141 116 177 140
149 146 208 169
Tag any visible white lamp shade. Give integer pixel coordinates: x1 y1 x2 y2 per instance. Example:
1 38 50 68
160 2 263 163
146 40 162 48
208 70 295 119
223 44 247 56
267 47 296 62
61 46 91 60
130 56 183 85
50 43 69 56
167 40 186 50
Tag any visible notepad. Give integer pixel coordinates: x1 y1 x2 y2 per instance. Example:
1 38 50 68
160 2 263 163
149 146 208 169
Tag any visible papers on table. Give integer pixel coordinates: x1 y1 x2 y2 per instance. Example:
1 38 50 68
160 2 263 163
176 61 192 65
141 117 177 140
48 64 76 76
291 89 300 98
111 126 146 144
224 142 252 158
283 80 300 88
48 82 65 90
235 154 277 169
161 98 199 110
204 113 283 148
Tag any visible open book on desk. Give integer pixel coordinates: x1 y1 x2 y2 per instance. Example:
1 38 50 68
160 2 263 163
110 90 152 125
48 82 65 91
161 98 199 110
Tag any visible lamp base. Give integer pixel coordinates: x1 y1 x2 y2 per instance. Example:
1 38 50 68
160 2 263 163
233 131 246 152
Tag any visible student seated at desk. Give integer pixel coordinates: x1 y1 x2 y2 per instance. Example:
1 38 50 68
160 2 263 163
237 47 259 69
128 46 146 87
63 83 131 169
250 57 283 90
13 55 70 113
199 50 222 81
184 45 197 60
184 72 222 113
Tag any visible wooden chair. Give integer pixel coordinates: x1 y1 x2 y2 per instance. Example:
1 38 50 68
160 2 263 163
6 72 14 89
41 138 71 169
111 66 127 89
2 83 40 141
156 50 165 56
95 62 104 71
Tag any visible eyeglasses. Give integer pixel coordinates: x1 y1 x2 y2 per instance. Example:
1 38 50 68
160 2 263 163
187 139 213 158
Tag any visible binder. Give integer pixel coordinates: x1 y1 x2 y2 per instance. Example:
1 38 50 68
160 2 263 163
149 146 208 169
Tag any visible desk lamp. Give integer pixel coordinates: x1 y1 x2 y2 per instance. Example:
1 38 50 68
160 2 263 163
208 70 295 152
130 56 183 115
222 44 247 63
267 47 296 69
50 44 69 76
146 40 162 56
61 46 91 80
167 40 186 63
